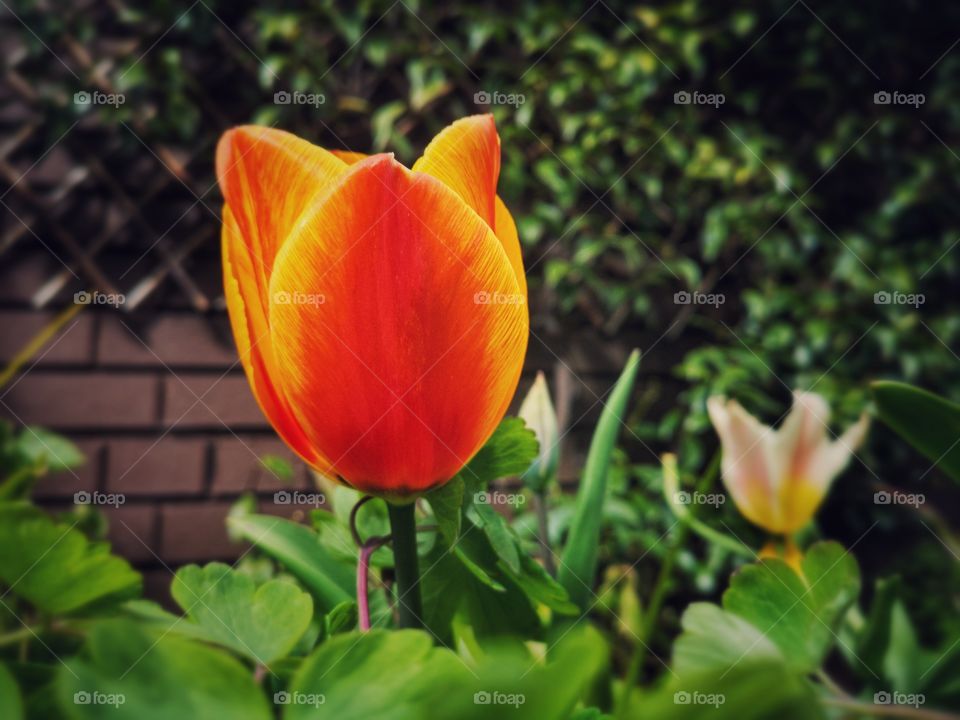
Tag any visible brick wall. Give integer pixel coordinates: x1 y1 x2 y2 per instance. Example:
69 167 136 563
1 251 662 603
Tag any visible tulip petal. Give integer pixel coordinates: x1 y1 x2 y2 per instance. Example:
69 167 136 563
413 114 500 229
222 207 332 472
269 155 528 495
494 195 527 294
708 397 779 531
216 126 348 294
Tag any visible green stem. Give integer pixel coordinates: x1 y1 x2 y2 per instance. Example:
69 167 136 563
0 626 35 647
387 501 423 629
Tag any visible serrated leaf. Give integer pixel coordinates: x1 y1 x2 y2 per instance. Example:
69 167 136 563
722 541 860 672
171 563 313 665
16 427 84 472
226 514 353 613
426 477 463 547
459 417 539 489
673 603 784 676
58 620 271 720
0 503 140 614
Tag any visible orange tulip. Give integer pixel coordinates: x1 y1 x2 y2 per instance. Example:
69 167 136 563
216 115 528 499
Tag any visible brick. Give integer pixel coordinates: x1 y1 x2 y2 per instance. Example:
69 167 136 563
33 438 103 499
97 313 237 368
160 502 244 563
103 504 159 564
162 374 266 429
105 437 207 496
0 311 96 365
0 253 53 304
142 569 178 611
0 372 159 429
211 436 309 496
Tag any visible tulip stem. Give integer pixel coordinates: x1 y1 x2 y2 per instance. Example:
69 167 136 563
387 501 423 629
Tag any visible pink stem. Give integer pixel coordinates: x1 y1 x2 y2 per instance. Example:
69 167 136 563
357 537 388 632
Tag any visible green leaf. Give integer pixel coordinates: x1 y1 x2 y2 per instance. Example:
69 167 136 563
872 381 960 481
0 663 23 720
58 620 271 720
284 630 469 719
673 603 784 676
171 563 313 665
324 600 358 636
459 417 539 488
0 502 141 614
226 514 353 613
259 454 295 483
16 427 84 472
426 476 464 547
722 541 860 672
559 350 640 609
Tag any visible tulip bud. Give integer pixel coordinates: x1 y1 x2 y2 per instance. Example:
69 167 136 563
518 372 559 492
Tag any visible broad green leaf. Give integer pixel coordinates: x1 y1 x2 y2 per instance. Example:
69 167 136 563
0 662 23 720
227 514 353 613
559 350 640 609
467 500 521 573
58 620 271 720
0 503 140 614
459 417 539 488
673 603 784 676
722 541 860 672
426 476 464 547
872 381 960 481
16 427 84 472
171 563 313 665
284 630 469 719
630 661 825 719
